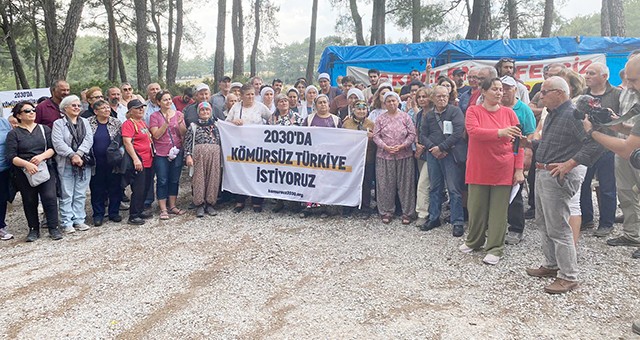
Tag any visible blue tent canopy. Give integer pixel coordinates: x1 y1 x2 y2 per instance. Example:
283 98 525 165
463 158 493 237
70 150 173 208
317 36 640 85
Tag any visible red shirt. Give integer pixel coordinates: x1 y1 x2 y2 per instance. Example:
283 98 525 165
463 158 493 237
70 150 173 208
172 96 194 112
35 98 62 129
467 89 481 111
122 119 154 168
465 105 523 186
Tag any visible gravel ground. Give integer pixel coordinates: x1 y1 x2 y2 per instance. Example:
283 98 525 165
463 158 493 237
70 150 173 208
0 182 638 339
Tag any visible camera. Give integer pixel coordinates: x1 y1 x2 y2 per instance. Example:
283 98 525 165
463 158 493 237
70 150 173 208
573 95 613 125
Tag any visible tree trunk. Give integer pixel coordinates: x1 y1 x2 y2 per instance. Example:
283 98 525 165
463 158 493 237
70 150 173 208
306 0 318 82
103 0 119 82
231 0 244 78
250 0 260 77
507 0 518 38
29 6 46 87
134 0 151 90
0 2 30 89
150 0 163 82
117 41 127 83
601 0 611 36
166 0 183 87
370 0 386 44
41 0 85 84
541 0 553 37
348 0 365 45
214 0 227 89
466 0 482 39
167 0 174 82
478 0 491 40
608 0 625 36
412 0 421 42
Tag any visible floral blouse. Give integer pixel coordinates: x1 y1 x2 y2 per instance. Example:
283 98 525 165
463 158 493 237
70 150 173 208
269 110 303 126
184 120 220 156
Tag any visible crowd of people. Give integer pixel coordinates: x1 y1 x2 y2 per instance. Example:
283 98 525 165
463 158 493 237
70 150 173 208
2 53 640 304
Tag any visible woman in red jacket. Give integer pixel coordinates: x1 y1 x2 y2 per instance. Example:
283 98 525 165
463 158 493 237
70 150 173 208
460 77 524 265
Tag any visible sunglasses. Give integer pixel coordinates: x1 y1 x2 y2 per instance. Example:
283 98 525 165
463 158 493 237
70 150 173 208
122 88 133 92
70 104 82 108
20 108 35 114
500 57 516 63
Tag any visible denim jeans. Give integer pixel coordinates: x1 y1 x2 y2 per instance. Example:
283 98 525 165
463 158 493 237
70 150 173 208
58 165 91 227
426 153 464 225
579 150 616 227
153 151 184 200
0 169 9 228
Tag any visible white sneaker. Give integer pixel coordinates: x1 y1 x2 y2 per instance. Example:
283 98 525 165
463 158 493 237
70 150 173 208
74 223 90 231
483 253 501 265
62 225 76 233
459 243 474 254
0 227 13 240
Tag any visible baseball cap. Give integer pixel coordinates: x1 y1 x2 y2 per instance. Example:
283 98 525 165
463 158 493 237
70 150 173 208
452 68 466 77
127 99 146 110
500 75 517 87
195 83 210 92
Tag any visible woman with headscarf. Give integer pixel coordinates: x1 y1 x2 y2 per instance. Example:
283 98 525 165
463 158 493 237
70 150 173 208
303 85 319 116
460 77 524 265
226 83 272 213
88 99 123 226
368 83 394 122
184 102 221 217
373 91 417 224
342 99 375 216
6 101 62 241
338 88 365 120
52 95 94 233
261 86 276 112
287 88 306 118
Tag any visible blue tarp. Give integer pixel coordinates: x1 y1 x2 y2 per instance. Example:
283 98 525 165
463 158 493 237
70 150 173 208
317 36 640 85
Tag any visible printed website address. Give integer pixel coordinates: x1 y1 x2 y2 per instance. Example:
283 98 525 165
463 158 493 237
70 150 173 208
268 189 304 199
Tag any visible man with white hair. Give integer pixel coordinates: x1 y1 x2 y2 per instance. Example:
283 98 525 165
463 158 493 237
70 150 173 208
583 55 640 260
579 62 620 237
525 76 601 294
184 83 214 126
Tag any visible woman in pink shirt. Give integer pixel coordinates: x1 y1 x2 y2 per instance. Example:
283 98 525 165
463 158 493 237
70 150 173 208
373 91 417 224
460 78 524 265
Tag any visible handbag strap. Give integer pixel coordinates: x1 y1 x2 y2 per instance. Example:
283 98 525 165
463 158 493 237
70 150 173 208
38 124 46 153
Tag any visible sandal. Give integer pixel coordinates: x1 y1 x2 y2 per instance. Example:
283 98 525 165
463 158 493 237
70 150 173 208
160 210 170 220
168 207 186 215
381 214 391 224
401 215 412 225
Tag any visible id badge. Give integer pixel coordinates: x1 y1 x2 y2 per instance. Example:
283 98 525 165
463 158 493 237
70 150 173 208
443 121 453 134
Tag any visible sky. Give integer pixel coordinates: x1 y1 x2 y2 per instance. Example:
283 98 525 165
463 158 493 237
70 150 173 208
185 0 604 57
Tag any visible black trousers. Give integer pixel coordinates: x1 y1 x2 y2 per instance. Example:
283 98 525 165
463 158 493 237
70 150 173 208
14 167 59 230
507 184 525 233
129 168 153 219
90 165 122 219
234 194 264 206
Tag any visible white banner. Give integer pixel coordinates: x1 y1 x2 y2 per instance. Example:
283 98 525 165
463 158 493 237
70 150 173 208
347 53 606 89
218 121 368 206
0 88 51 118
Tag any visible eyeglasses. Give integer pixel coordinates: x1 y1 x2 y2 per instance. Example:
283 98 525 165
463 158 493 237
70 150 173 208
20 108 35 114
92 95 104 99
435 94 449 98
540 89 560 95
70 104 82 108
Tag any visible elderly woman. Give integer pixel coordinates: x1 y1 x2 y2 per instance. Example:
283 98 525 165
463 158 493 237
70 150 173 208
342 99 375 215
81 86 105 118
52 95 94 233
368 83 394 122
438 77 459 106
6 101 62 241
226 83 272 213
460 78 524 265
261 86 275 112
337 88 365 119
149 90 187 220
413 87 433 226
271 94 303 126
185 102 221 218
303 85 318 115
88 99 123 226
373 91 417 224
122 99 154 225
